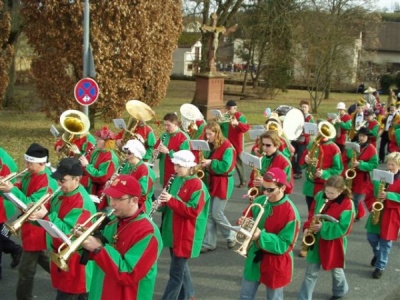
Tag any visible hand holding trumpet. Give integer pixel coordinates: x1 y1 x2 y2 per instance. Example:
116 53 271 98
0 178 13 193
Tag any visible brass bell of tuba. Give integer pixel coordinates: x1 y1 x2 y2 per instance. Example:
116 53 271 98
59 110 90 160
180 103 204 139
305 121 336 180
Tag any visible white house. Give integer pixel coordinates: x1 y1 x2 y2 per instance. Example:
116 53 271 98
171 32 202 76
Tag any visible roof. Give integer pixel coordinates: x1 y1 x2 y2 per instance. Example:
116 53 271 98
377 22 400 52
177 32 201 48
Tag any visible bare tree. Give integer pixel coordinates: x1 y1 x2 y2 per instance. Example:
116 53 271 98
291 0 381 112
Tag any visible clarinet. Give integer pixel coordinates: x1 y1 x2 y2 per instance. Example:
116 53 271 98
150 135 166 164
149 174 175 218
99 159 128 203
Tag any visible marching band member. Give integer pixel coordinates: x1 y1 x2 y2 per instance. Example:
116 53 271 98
155 113 190 187
332 102 351 153
388 103 400 153
298 175 354 300
239 168 300 300
115 119 156 162
0 143 58 300
120 139 156 213
292 100 315 179
300 125 343 212
364 86 377 108
0 147 23 278
344 128 378 219
249 131 293 194
158 150 210 300
363 109 379 148
348 98 367 141
200 121 237 252
79 127 119 210
30 157 97 299
366 152 400 279
219 100 250 188
80 175 162 300
379 104 398 163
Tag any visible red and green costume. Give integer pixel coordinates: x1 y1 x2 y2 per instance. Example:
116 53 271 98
248 151 293 194
304 191 354 269
5 169 58 251
243 194 300 288
159 175 210 258
366 119 380 148
89 206 162 300
203 139 236 200
84 149 119 210
155 129 190 187
45 185 97 294
116 123 156 161
297 114 315 146
121 161 156 213
0 148 18 222
366 172 400 241
251 136 292 160
219 111 250 155
301 140 343 197
333 113 351 146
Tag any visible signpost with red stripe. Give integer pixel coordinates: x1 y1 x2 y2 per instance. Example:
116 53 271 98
74 78 99 106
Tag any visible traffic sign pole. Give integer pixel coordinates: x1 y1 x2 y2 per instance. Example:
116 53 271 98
82 0 90 117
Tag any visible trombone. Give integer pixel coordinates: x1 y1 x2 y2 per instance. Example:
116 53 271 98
50 209 115 271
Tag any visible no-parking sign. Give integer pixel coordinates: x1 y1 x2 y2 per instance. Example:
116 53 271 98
74 78 99 106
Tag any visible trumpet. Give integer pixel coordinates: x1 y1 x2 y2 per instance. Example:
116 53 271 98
50 209 115 271
371 180 386 225
0 169 28 186
355 120 367 132
5 187 61 236
235 202 266 257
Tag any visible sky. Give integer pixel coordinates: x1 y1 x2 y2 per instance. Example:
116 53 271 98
377 0 400 11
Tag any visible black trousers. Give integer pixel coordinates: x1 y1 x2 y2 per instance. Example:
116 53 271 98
379 131 389 161
0 223 21 260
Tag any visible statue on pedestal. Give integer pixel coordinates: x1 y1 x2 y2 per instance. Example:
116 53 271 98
200 13 238 73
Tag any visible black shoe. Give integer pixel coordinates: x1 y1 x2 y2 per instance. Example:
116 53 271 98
10 247 22 269
330 296 342 300
372 268 383 279
379 160 384 164
370 256 377 267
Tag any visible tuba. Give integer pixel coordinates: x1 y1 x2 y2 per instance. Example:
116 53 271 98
59 110 90 160
5 187 61 236
371 181 386 225
306 121 336 180
50 209 115 271
180 104 204 139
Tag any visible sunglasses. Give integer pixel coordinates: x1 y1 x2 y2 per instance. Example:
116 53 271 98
264 187 277 193
262 143 273 147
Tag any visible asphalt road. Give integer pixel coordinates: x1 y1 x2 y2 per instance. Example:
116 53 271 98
2 160 400 300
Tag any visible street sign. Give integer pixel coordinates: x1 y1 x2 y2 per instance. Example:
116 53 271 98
74 77 99 106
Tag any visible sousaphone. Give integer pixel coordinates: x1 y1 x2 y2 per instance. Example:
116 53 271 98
123 100 156 143
282 108 305 141
180 104 204 138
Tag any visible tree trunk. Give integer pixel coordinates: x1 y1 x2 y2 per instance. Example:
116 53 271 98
4 49 17 108
241 68 248 94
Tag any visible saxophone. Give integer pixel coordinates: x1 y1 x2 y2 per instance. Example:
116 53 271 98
149 174 175 218
301 198 329 250
371 181 386 225
345 149 357 190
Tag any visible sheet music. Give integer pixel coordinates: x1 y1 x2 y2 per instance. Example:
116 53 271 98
372 169 394 184
327 113 338 120
50 125 60 138
248 129 265 140
210 109 223 119
190 140 210 151
241 152 262 170
252 125 265 130
113 118 126 130
304 122 318 135
345 142 360 153
37 219 71 246
89 194 100 204
3 193 27 210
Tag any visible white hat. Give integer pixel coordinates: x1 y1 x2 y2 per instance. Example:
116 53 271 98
171 150 197 168
336 102 346 110
122 139 146 159
364 86 376 94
